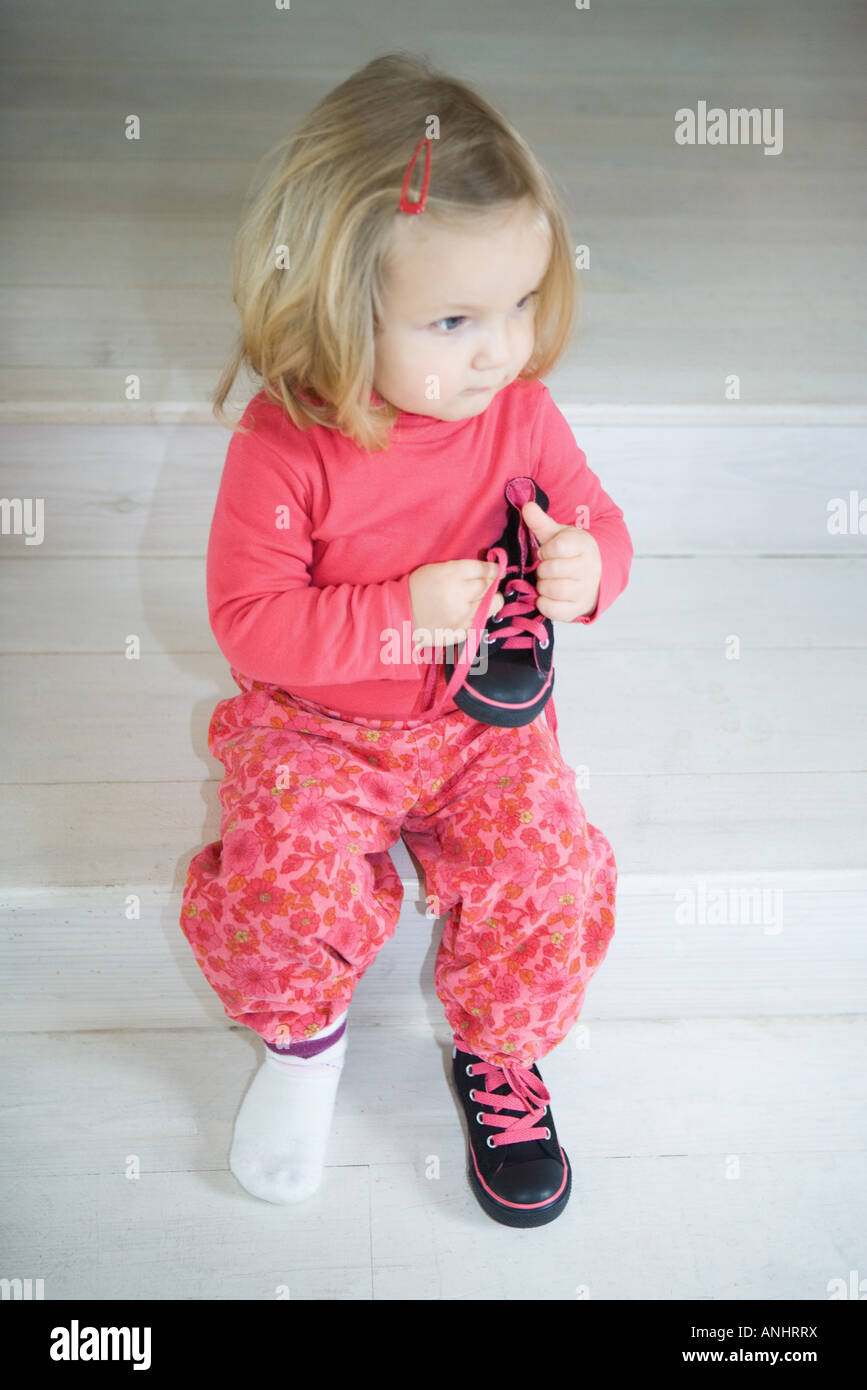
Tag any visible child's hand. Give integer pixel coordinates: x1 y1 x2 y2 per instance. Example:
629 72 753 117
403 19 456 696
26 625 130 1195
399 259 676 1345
521 499 602 621
409 559 505 652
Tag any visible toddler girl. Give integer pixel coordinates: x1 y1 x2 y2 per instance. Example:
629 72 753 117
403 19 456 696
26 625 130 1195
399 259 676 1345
180 51 633 1228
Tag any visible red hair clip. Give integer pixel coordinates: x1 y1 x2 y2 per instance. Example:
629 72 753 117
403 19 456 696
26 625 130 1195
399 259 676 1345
398 135 432 214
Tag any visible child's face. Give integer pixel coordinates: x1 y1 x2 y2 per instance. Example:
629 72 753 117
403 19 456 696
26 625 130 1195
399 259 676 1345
373 197 552 420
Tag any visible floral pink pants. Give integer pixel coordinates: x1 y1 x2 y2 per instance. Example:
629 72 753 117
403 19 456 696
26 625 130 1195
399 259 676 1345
179 673 618 1069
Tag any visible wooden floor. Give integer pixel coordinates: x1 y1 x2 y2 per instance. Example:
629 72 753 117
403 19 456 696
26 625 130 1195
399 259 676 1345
1 0 865 1300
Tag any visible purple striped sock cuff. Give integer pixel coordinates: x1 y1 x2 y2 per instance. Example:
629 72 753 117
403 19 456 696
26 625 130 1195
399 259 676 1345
264 1018 347 1060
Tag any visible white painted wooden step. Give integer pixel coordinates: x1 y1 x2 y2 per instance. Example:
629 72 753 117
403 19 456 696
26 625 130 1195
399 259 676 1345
2 873 865 1033
0 1016 863 1300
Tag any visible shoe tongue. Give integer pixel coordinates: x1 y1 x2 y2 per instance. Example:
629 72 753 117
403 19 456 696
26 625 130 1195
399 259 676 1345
505 477 536 509
500 493 530 574
493 1065 536 1105
502 478 550 575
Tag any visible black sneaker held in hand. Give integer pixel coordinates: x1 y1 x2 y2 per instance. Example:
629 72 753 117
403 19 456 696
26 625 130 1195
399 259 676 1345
443 476 555 727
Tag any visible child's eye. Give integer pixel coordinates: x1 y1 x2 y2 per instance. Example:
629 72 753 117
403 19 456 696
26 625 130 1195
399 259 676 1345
432 294 536 334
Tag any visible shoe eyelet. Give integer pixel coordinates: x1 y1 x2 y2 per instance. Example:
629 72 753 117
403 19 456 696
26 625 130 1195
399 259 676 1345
475 1111 486 1126
538 637 549 650
465 1064 474 1076
486 1136 497 1148
468 1088 475 1101
545 1127 551 1140
492 614 502 623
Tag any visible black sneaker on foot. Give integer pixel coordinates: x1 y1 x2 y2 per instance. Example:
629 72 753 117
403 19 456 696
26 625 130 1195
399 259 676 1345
451 1043 571 1227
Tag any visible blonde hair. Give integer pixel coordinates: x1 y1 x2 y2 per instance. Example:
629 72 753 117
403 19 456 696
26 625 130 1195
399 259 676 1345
213 50 578 453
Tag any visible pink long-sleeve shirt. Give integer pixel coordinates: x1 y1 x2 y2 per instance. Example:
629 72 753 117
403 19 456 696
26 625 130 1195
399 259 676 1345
206 377 633 720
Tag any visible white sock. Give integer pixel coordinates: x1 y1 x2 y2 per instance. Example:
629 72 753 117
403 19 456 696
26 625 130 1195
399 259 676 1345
229 1014 348 1205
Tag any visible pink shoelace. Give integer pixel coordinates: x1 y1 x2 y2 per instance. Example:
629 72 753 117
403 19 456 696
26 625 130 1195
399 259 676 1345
467 1058 553 1148
418 542 552 728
